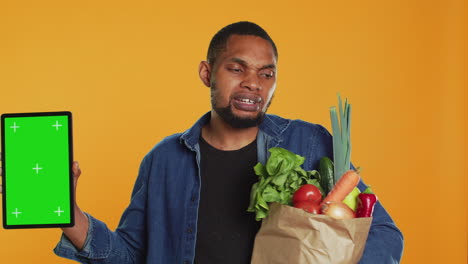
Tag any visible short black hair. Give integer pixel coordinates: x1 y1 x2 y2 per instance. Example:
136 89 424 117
207 21 278 66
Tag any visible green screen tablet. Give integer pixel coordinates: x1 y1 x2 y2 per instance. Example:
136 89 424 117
1 111 74 229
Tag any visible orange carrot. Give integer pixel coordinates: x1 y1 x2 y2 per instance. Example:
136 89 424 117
322 170 360 204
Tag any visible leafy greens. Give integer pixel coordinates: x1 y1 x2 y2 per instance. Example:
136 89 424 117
247 147 323 221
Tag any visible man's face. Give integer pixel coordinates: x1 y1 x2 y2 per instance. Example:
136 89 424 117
209 35 277 128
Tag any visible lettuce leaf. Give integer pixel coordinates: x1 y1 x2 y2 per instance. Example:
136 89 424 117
247 147 323 221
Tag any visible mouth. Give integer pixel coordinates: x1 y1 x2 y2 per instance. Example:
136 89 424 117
232 93 262 112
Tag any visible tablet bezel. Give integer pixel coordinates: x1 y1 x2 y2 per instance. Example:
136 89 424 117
1 111 74 229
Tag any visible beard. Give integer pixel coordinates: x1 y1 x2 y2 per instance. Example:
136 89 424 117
214 104 264 128
210 82 273 129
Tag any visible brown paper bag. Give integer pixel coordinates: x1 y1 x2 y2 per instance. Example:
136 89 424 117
251 203 372 264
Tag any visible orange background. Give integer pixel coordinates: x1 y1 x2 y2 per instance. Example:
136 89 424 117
0 0 466 263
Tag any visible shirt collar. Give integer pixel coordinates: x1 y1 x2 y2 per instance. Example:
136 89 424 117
180 111 291 151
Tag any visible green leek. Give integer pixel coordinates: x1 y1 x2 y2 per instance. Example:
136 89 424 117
330 94 351 183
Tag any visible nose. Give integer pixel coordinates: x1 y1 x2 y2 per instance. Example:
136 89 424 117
240 71 261 91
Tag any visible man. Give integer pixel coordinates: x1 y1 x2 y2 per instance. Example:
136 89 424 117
1 21 404 263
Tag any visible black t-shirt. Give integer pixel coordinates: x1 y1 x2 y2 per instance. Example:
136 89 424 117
194 137 261 264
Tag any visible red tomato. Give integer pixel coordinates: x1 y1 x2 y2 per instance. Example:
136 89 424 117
294 201 321 214
292 184 322 205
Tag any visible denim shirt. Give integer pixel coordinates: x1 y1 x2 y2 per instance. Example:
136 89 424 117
54 112 404 264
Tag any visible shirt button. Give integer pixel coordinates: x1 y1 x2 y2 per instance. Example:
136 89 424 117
184 261 190 264
191 196 197 202
187 228 193 234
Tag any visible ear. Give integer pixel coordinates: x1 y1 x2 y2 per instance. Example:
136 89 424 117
198 61 211 87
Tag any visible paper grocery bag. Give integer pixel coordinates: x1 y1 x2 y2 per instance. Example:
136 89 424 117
251 203 372 264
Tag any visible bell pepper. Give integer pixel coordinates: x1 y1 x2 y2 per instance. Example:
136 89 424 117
356 187 378 217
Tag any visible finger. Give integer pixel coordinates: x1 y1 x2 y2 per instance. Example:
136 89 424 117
72 161 81 178
0 184 2 194
0 166 2 177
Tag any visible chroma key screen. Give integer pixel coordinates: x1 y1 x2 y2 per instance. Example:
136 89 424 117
1 112 74 228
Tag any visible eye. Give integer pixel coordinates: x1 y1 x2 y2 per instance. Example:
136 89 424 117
260 70 275 79
227 65 243 73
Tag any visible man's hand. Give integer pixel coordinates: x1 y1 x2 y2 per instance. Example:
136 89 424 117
0 153 89 250
61 160 90 250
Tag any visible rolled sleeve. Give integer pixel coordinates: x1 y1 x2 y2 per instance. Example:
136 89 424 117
54 212 112 263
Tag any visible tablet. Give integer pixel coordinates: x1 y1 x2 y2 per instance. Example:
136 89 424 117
1 111 74 229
